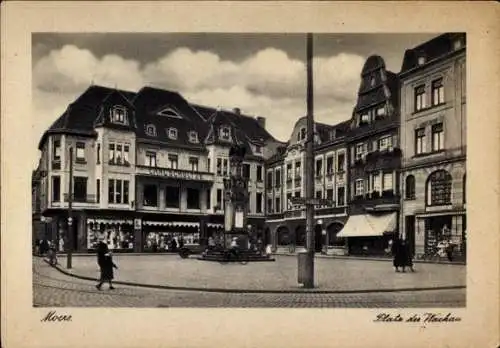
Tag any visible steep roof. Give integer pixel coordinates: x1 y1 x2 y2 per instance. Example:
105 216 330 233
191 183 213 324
400 33 466 74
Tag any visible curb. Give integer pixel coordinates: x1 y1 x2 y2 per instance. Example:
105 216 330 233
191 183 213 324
44 259 466 295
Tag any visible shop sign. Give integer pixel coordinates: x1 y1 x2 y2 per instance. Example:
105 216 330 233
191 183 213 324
138 166 213 181
134 218 142 230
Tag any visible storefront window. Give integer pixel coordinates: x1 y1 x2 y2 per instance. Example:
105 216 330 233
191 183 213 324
144 185 158 206
143 231 200 252
87 223 134 250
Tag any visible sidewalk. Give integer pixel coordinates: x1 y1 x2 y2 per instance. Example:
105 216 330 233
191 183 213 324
44 254 466 294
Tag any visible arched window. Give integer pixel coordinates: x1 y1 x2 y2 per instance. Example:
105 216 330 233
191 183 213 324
426 170 452 206
405 175 416 200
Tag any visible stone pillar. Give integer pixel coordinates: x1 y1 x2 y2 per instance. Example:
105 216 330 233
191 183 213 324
77 212 87 252
452 215 463 253
415 218 426 257
134 218 143 252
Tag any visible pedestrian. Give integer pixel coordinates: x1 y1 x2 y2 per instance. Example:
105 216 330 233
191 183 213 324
178 236 185 249
391 237 405 272
402 240 415 272
208 236 215 251
445 239 455 262
95 239 118 290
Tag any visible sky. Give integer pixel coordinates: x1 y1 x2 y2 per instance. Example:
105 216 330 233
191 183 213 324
32 33 439 168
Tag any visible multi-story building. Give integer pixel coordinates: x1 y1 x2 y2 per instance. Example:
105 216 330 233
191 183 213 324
264 117 350 254
399 33 466 260
34 85 282 252
337 55 401 256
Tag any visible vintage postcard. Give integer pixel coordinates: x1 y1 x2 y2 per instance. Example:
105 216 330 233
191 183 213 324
1 2 499 348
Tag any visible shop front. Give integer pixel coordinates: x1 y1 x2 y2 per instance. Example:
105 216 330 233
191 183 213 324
336 212 397 256
86 218 135 252
142 220 200 252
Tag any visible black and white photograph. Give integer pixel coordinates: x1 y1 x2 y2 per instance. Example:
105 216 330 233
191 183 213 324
31 32 467 308
2 2 499 348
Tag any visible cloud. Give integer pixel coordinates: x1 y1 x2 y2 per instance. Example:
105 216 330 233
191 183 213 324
32 44 362 165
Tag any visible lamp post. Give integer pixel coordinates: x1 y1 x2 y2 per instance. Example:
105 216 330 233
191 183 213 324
66 147 74 269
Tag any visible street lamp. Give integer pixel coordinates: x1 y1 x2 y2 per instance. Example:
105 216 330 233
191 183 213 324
66 147 74 269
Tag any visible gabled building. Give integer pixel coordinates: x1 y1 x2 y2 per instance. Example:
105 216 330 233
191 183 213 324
399 33 466 260
264 117 350 254
35 85 281 253
337 55 401 255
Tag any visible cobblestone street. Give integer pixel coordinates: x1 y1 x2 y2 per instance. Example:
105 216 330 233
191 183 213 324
33 257 465 308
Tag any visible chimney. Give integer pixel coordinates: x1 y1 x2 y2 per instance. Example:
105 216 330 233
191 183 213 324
256 116 266 129
233 107 241 115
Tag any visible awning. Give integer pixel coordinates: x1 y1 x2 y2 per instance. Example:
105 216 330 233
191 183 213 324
207 223 224 228
336 213 396 237
142 221 199 228
87 218 134 225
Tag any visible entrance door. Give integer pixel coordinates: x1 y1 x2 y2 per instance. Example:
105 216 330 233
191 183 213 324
405 215 415 255
314 225 323 252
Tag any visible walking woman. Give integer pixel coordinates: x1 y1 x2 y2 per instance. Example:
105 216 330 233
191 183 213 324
391 237 405 272
96 239 118 290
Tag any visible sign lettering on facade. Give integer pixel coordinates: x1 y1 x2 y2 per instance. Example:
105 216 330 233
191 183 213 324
140 166 212 181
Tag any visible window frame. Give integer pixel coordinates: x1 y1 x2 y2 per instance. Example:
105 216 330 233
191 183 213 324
426 170 452 206
414 84 426 112
415 128 426 155
431 123 444 152
75 142 86 162
145 124 157 137
355 179 364 196
431 78 445 106
145 151 157 167
405 175 416 200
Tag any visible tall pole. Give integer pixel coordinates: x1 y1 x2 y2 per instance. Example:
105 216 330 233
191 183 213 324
303 33 315 288
66 147 73 269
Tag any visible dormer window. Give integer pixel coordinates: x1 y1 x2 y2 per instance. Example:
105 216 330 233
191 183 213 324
298 127 306 141
254 145 262 154
157 107 182 119
453 39 462 50
145 124 157 137
167 128 178 140
188 131 199 144
329 130 336 140
376 106 386 118
417 55 426 65
220 126 231 140
111 106 128 125
359 113 370 126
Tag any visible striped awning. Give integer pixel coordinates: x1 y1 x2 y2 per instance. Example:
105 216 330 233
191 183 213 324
337 213 397 237
87 218 134 225
206 223 224 228
142 221 199 228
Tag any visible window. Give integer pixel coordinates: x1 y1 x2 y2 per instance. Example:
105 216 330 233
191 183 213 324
326 188 334 201
167 128 178 140
143 184 158 206
405 175 416 200
52 176 60 202
418 56 426 65
116 180 122 203
206 189 211 209
383 172 393 191
355 179 364 196
145 124 157 137
96 179 100 203
188 131 198 143
337 187 345 206
316 191 322 199
426 170 452 206
372 173 381 192
256 165 263 181
267 172 273 189
189 157 199 172
432 123 444 151
222 159 228 176
220 126 231 140
123 180 129 204
207 158 211 172
415 128 426 154
286 163 292 180
186 188 200 209
243 164 251 179
286 193 292 208
275 197 280 213
115 145 123 164
360 113 370 125
108 179 129 204
432 78 445 106
108 179 115 204
111 106 127 124
53 139 61 161
355 143 366 160
267 198 273 213
275 169 281 187
294 191 301 198
315 159 323 177
256 193 263 213
123 145 129 165
146 151 157 167
165 186 180 208
254 145 262 154
109 144 115 164
216 189 223 208
295 161 301 177
73 176 87 202
326 156 334 174
96 143 101 164
337 153 345 171
378 136 393 151
376 106 386 117
217 158 222 175
76 142 85 162
168 154 178 169
415 85 426 111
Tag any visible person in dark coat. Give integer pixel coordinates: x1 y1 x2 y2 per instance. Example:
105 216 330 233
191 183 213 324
391 238 405 272
401 240 415 272
96 241 118 290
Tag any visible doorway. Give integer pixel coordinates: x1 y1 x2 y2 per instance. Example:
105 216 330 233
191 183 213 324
405 215 415 255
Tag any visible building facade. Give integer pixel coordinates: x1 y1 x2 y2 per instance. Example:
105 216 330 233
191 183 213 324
264 117 350 254
399 33 466 260
34 85 282 252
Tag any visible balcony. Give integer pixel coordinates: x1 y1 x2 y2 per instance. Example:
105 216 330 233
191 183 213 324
266 212 284 220
136 165 214 182
63 193 98 203
284 209 305 219
350 190 400 211
315 206 347 216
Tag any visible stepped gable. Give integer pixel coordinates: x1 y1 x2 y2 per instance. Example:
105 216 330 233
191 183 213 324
132 86 206 150
400 33 465 74
38 85 136 149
